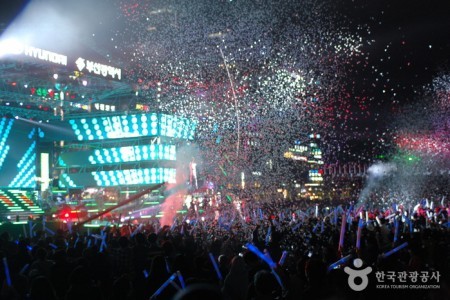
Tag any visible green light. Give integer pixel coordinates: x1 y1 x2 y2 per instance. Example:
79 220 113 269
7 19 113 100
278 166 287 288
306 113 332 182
104 203 117 206
120 191 137 194
84 224 101 228
140 215 153 218
87 209 99 213
13 221 28 225
144 201 160 205
176 210 187 214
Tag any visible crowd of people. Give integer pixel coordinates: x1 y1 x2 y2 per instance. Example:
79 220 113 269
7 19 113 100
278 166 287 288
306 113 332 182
0 191 449 300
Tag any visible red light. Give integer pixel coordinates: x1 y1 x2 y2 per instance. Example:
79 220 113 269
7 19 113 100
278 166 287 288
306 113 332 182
11 82 17 86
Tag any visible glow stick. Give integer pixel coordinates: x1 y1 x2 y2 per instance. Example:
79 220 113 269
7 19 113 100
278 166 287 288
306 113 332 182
45 227 55 236
356 219 363 250
376 216 382 226
150 273 177 299
313 222 320 233
67 221 72 234
99 230 107 252
208 253 223 281
347 214 352 231
143 270 149 278
278 251 288 266
315 205 318 218
382 242 408 258
3 258 11 286
87 239 92 248
393 218 399 243
29 220 33 238
327 254 352 272
177 271 186 289
292 222 301 232
245 243 276 269
338 214 346 251
264 249 273 263
271 269 286 291
386 214 396 219
20 263 30 275
49 243 58 249
265 226 272 245
259 208 263 220
169 281 181 291
165 257 171 274
365 211 369 221
131 224 143 237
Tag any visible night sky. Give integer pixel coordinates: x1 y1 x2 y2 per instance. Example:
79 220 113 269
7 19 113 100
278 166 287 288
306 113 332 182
0 0 449 178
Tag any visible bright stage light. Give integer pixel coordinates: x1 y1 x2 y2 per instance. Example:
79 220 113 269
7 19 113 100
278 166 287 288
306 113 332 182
0 39 24 56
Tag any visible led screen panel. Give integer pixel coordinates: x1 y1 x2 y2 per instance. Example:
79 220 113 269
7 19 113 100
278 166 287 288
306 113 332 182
0 118 37 188
68 113 196 141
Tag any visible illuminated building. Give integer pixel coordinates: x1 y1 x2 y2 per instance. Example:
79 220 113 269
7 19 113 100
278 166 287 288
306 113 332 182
284 133 324 200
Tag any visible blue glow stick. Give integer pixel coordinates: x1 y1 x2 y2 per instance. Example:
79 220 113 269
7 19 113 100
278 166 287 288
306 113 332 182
338 214 346 251
271 269 286 291
278 251 288 266
27 245 32 251
292 222 301 232
49 243 57 249
409 218 414 235
165 257 171 274
177 271 186 289
20 263 29 275
143 270 149 278
29 221 33 238
208 253 223 281
382 242 408 258
356 219 363 249
327 254 352 272
393 218 399 243
150 273 177 299
3 257 12 286
245 243 276 269
87 239 92 248
259 208 263 220
45 227 55 236
99 230 107 252
265 226 272 245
